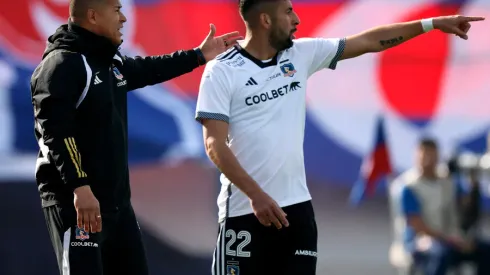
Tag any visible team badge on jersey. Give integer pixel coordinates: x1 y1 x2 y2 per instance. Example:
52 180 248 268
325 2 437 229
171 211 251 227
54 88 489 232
226 265 239 275
75 226 89 241
280 63 297 77
113 67 124 80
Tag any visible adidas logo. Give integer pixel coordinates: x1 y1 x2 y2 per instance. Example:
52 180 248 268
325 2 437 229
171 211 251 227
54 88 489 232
94 74 103 85
245 77 258 86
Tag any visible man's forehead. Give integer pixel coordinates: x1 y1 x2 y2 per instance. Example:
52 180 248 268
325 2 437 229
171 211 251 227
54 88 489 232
277 0 292 7
257 0 291 11
105 0 122 7
270 0 293 12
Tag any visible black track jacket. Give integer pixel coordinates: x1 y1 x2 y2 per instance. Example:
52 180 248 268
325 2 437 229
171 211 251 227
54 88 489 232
30 21 203 210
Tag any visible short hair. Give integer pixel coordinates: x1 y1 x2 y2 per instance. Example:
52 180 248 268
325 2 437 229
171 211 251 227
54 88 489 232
69 0 105 18
239 0 257 17
418 137 438 149
238 0 280 22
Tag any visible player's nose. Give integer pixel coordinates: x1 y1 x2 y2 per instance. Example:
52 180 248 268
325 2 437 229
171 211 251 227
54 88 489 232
293 11 300 26
120 11 127 23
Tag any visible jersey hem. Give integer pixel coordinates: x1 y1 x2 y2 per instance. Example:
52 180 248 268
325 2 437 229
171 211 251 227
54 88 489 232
219 194 312 221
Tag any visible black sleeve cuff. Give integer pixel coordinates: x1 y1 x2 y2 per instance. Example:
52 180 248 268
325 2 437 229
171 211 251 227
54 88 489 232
193 48 207 66
69 178 90 192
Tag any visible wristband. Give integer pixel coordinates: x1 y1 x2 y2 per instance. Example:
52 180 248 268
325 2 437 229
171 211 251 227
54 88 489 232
194 47 207 66
421 18 434 33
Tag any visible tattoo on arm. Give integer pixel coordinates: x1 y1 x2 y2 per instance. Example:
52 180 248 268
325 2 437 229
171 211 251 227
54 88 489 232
379 36 404 47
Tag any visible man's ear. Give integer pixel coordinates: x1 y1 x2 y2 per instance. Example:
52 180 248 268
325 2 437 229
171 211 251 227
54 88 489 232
259 13 272 29
87 9 97 24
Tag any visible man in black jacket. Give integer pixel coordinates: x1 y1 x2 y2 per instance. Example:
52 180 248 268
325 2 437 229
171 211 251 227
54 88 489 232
30 0 241 274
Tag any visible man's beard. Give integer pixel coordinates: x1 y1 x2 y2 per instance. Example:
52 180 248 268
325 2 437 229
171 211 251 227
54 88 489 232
269 31 294 51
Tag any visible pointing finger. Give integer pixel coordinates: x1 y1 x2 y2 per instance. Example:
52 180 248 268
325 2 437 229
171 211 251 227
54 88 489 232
462 16 485 22
219 31 241 41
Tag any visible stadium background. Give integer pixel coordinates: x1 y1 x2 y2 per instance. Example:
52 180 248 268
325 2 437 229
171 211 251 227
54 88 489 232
1 0 489 274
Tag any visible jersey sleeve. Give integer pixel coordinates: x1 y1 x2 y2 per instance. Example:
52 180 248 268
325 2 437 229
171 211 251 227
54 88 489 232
195 62 232 124
295 37 346 76
400 186 421 216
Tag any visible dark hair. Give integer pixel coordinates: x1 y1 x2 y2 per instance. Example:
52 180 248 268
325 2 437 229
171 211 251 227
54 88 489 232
238 0 280 18
418 137 438 149
239 0 258 17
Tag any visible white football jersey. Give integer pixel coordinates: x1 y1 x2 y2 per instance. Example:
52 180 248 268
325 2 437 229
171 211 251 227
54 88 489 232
196 37 346 222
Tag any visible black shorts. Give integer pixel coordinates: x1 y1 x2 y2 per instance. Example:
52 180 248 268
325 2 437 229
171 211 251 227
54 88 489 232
43 203 148 275
212 200 318 275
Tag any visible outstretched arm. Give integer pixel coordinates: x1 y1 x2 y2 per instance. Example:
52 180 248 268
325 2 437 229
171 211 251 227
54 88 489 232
341 15 485 60
122 24 242 91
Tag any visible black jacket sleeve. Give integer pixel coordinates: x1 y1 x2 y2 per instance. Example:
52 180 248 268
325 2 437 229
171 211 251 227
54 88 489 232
31 51 89 190
122 48 202 91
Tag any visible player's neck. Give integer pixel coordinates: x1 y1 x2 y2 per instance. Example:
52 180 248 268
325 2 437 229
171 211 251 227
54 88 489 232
70 17 102 38
241 32 278 61
419 168 438 180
